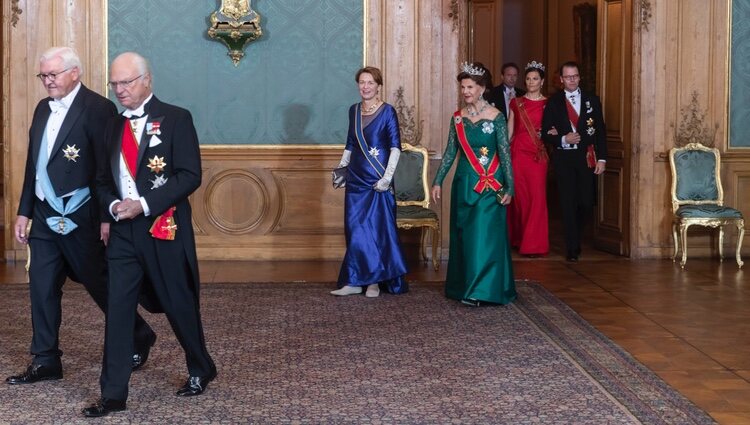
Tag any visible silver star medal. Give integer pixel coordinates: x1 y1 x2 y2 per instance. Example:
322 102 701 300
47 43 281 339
587 127 596 136
150 174 168 190
62 144 80 162
368 147 380 157
479 155 489 166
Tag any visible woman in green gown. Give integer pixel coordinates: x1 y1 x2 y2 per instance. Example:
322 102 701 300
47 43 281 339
431 63 516 306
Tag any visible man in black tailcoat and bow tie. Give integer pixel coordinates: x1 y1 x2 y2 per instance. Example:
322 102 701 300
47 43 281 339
6 46 155 387
541 61 607 262
486 62 526 119
82 51 216 417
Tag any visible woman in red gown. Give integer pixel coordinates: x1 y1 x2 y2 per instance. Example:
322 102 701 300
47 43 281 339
507 62 552 256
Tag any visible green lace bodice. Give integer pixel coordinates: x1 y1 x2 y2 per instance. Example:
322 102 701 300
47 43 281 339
432 113 514 196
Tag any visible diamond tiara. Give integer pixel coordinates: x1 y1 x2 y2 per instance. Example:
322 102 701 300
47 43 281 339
526 61 545 72
460 62 485 76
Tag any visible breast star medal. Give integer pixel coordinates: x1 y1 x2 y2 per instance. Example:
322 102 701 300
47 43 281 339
147 156 167 173
150 174 168 189
368 147 380 157
62 144 80 162
479 146 490 166
586 118 594 126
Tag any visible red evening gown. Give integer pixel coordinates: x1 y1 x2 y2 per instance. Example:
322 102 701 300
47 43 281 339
508 97 549 255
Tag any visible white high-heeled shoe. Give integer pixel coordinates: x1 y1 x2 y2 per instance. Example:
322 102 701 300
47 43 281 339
330 285 363 296
365 284 380 298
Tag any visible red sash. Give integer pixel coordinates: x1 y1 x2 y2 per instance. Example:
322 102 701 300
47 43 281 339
516 98 548 162
565 96 596 168
121 121 140 178
453 111 502 194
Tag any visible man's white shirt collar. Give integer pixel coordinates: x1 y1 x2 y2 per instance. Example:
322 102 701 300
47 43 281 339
123 93 153 118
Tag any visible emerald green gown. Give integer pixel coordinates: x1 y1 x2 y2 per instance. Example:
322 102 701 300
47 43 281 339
433 113 517 305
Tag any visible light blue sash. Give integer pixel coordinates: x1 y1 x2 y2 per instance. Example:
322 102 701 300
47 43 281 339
354 103 386 178
36 132 90 235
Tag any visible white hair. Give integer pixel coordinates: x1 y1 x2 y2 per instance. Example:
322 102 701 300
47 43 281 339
40 46 83 75
114 51 152 81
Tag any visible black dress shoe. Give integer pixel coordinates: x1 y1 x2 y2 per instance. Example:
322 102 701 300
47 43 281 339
176 369 217 396
6 364 62 385
132 332 157 371
566 255 579 263
81 398 126 417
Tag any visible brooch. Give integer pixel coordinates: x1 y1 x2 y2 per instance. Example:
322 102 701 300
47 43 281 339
62 144 80 162
150 174 168 189
368 147 380 157
147 156 167 173
481 122 495 134
454 116 462 124
146 122 161 136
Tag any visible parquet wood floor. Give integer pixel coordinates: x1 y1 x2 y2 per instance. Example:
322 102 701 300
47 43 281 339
1 253 747 424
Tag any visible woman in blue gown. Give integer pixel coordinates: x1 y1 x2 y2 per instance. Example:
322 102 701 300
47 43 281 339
331 67 408 298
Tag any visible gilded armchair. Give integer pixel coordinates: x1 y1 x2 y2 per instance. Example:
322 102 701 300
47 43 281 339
394 143 440 270
669 142 744 268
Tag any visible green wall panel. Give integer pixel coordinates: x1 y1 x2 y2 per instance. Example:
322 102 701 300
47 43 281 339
731 0 750 148
108 1 363 144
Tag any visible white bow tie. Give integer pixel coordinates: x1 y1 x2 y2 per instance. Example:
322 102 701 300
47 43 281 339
48 100 67 113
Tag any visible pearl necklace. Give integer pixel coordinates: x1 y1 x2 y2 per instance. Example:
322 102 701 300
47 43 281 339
467 100 488 117
525 93 544 101
362 100 382 114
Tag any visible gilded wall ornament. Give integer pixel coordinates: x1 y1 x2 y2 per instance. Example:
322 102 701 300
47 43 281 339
394 86 424 146
448 0 460 32
207 0 262 66
674 92 718 147
640 0 653 32
11 0 23 27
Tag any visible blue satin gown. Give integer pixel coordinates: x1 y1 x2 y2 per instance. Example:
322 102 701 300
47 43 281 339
336 103 408 293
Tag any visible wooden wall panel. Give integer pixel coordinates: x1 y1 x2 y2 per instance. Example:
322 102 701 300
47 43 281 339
631 0 747 258
191 147 347 260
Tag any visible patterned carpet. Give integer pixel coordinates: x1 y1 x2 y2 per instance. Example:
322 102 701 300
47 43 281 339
0 281 715 424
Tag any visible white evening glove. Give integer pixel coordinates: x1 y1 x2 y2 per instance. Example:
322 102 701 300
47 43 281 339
374 148 400 192
337 149 352 168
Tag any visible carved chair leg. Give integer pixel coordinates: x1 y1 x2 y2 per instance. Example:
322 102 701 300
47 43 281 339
672 222 679 262
432 226 440 271
680 223 690 268
420 227 428 263
736 221 745 268
719 226 724 262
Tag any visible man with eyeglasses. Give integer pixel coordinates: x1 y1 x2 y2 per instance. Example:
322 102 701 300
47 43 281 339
81 51 216 417
541 61 607 262
7 47 156 386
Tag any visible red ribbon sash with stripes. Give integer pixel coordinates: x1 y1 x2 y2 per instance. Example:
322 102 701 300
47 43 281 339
121 121 139 178
453 111 502 194
565 97 596 168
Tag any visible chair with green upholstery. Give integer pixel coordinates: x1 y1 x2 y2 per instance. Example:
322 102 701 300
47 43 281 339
394 143 440 270
669 142 744 268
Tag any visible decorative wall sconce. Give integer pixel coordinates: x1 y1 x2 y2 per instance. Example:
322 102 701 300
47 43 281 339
207 0 262 66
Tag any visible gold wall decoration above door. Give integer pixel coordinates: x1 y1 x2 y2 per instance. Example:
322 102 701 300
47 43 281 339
207 0 263 66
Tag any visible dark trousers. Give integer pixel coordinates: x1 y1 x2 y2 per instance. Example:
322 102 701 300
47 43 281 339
27 200 153 367
101 216 214 401
551 149 594 256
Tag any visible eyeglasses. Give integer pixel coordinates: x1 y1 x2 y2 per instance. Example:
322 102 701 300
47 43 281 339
108 75 143 90
562 74 580 81
36 68 72 82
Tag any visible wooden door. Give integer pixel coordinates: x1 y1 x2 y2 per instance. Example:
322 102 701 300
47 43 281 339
594 0 632 255
468 0 503 79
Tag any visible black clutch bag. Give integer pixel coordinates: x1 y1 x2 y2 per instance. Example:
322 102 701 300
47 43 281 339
332 166 348 189
496 187 507 205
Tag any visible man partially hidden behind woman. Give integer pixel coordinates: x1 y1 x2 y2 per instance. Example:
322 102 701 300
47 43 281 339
431 62 516 306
